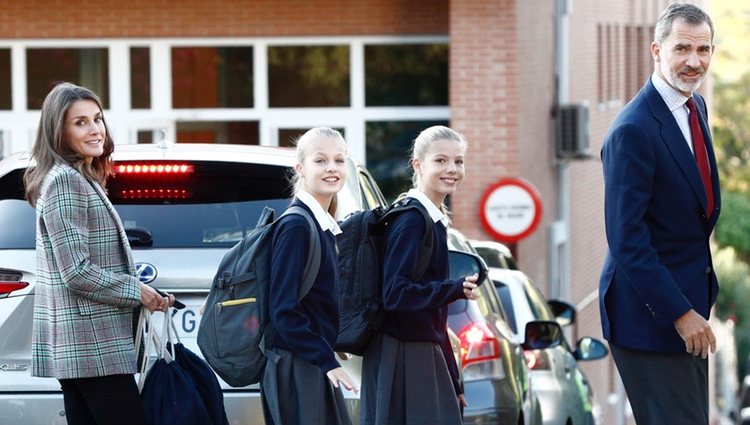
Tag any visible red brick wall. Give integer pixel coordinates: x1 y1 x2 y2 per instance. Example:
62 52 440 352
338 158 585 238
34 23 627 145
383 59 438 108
0 0 448 38
513 0 556 290
448 0 519 240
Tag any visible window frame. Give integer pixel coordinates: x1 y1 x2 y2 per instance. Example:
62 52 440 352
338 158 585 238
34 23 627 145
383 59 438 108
0 36 450 164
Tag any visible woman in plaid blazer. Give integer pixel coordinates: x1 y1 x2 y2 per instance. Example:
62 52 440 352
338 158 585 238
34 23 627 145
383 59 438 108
24 82 173 425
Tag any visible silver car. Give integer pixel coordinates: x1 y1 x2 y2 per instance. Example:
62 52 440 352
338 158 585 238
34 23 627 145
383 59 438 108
487 266 608 425
0 143 388 424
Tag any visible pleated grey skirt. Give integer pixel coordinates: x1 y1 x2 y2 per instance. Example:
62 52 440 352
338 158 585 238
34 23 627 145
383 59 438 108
261 348 352 425
360 333 462 425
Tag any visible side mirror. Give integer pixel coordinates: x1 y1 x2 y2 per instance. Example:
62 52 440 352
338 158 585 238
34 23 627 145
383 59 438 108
522 320 564 350
573 337 609 361
547 299 576 327
448 250 488 287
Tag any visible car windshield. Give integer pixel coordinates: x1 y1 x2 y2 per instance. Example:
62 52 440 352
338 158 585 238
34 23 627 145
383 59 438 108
0 159 361 249
495 283 518 333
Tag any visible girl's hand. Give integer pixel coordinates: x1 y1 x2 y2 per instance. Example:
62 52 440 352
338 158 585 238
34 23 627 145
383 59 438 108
463 273 480 300
326 367 359 394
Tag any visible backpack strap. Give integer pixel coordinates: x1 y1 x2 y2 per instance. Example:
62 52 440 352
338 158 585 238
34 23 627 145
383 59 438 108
385 198 434 281
281 205 322 300
256 206 276 227
261 205 322 362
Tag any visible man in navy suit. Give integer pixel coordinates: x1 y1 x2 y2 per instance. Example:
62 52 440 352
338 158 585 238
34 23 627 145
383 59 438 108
599 3 720 424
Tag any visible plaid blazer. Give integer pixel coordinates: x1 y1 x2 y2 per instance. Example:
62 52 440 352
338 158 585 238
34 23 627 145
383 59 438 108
31 163 141 379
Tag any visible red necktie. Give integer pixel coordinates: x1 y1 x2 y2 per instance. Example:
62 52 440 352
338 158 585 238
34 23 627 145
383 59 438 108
685 97 714 218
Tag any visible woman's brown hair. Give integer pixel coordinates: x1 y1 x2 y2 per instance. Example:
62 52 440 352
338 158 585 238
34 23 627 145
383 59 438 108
24 82 115 207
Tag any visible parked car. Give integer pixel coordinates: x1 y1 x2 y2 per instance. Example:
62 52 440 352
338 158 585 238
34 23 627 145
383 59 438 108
488 266 608 425
0 143 391 425
447 227 552 425
471 239 519 270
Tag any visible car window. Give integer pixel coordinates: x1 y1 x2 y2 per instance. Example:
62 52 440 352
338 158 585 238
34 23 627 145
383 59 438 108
495 282 518 334
357 169 386 210
476 275 511 323
0 157 384 250
521 277 555 321
0 161 296 249
0 199 36 249
474 246 508 269
504 255 519 270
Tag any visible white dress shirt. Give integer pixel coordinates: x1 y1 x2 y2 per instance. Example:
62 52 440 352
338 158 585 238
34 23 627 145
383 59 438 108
295 189 342 235
406 188 450 227
651 73 694 153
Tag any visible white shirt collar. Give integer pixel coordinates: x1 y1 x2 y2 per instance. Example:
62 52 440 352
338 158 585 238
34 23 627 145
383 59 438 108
651 73 691 113
651 73 694 152
406 188 450 227
295 190 342 235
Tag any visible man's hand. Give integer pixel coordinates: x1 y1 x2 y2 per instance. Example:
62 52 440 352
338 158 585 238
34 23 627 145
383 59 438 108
674 309 716 358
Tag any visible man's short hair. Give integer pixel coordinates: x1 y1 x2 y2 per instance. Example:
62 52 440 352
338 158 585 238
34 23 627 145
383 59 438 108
654 3 714 44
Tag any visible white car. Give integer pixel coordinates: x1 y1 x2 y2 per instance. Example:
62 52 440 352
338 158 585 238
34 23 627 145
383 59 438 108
488 267 608 425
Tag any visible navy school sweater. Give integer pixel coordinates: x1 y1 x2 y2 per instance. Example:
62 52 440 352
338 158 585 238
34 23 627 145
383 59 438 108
268 201 340 373
380 203 466 392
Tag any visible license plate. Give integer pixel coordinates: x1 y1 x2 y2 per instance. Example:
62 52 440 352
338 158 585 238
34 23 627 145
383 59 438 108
169 303 203 338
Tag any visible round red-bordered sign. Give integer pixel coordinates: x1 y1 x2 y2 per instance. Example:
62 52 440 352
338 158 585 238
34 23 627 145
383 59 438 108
479 177 543 243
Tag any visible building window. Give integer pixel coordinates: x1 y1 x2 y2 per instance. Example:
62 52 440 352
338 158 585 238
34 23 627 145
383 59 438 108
176 121 259 144
278 127 346 148
365 43 448 106
611 25 620 101
172 47 254 108
597 25 604 103
268 45 349 107
624 25 653 100
597 24 623 104
130 47 151 109
365 120 448 202
0 49 10 110
26 48 109 109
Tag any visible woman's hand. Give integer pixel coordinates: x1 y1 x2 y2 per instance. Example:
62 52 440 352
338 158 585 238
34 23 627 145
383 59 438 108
463 273 480 300
140 283 174 312
326 367 359 394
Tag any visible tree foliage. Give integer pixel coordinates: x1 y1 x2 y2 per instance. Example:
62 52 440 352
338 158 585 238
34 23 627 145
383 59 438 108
713 247 750 377
710 0 750 380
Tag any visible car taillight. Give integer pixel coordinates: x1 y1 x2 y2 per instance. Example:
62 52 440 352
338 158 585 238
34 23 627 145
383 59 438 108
524 349 551 370
116 164 194 174
120 189 190 199
458 322 501 367
0 270 29 298
113 162 195 200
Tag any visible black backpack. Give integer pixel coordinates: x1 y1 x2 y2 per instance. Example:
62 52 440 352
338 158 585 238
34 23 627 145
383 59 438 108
335 197 434 355
197 205 321 387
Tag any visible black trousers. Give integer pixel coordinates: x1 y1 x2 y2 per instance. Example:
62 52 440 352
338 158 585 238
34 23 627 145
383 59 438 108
59 374 147 425
610 344 708 425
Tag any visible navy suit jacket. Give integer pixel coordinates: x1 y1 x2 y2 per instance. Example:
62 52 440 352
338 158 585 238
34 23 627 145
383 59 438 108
599 78 720 353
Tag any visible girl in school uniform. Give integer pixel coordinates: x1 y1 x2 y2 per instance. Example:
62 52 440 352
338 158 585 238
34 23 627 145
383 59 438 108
361 125 480 425
261 127 358 425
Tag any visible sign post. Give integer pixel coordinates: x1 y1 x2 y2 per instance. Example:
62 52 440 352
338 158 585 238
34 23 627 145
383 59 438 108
479 177 543 243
